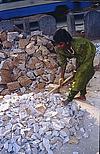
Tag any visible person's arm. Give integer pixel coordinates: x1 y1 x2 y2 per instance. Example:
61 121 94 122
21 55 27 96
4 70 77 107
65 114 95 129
55 46 68 80
60 63 67 81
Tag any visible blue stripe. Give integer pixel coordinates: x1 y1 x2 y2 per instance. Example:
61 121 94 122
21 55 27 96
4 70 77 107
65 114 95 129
0 1 92 20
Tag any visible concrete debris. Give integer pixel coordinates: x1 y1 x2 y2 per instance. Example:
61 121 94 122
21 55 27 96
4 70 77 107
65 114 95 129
0 92 86 153
0 30 99 95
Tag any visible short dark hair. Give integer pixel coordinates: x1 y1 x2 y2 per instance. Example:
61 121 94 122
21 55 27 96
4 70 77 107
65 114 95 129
53 29 72 44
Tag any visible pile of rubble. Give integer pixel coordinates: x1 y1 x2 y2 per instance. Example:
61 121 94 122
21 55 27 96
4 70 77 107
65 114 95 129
0 92 87 154
0 31 99 154
0 30 75 95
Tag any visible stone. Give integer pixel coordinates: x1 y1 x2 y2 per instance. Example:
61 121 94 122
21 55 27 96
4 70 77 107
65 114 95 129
20 87 26 93
0 101 9 112
80 127 85 133
45 111 58 118
18 75 32 87
2 41 12 49
0 52 6 59
12 142 21 153
7 81 21 91
0 69 12 84
37 82 46 90
7 32 19 42
39 46 49 56
25 143 31 153
1 89 10 95
52 131 59 137
43 138 50 151
26 42 36 55
35 103 46 113
60 130 68 137
0 31 7 42
34 68 44 76
8 143 13 152
26 57 39 69
68 136 79 144
63 136 70 144
4 141 9 150
52 120 64 131
19 38 29 49
83 132 89 138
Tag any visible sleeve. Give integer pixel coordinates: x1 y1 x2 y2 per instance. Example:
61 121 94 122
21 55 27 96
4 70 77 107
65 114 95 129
80 41 95 64
55 46 74 68
55 46 67 68
76 41 95 77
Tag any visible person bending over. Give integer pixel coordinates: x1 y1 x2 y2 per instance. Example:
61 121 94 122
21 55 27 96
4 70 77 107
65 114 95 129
53 29 96 105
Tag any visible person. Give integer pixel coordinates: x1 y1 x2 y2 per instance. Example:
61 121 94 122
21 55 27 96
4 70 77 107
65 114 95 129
53 29 96 105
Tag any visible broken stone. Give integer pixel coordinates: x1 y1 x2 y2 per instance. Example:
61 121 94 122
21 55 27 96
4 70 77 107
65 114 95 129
68 136 79 144
34 68 44 76
80 127 85 133
37 82 46 90
39 45 49 56
18 75 32 87
43 138 50 151
0 31 7 42
2 40 12 49
7 81 21 91
7 32 19 42
4 141 9 150
0 52 6 59
0 101 9 112
26 57 39 69
52 120 65 131
35 103 46 113
25 42 36 55
60 130 68 138
19 38 29 49
1 89 10 95
8 143 13 152
0 69 12 84
83 132 89 138
63 136 70 144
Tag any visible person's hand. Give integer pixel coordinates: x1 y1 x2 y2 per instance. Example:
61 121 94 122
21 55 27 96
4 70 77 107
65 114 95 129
59 78 64 86
72 70 76 76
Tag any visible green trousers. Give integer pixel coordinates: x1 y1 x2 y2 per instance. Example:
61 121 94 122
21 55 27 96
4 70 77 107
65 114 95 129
67 69 95 102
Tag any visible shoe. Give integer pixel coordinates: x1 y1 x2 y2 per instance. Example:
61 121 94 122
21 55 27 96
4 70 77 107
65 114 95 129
62 99 70 106
74 96 86 101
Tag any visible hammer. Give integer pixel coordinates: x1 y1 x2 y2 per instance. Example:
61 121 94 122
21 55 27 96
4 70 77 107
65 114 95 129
46 74 73 97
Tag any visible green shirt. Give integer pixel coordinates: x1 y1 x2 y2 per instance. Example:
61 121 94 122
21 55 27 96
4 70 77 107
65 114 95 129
55 37 96 91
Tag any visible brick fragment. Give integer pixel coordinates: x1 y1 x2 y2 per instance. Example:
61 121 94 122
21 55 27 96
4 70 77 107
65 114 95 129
18 75 32 87
19 39 29 49
7 81 21 91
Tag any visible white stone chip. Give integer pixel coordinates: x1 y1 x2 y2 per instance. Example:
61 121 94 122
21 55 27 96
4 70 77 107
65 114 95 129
73 152 79 154
43 138 50 151
4 141 9 150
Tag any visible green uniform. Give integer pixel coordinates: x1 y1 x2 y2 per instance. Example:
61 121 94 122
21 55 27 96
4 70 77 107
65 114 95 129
55 37 96 101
